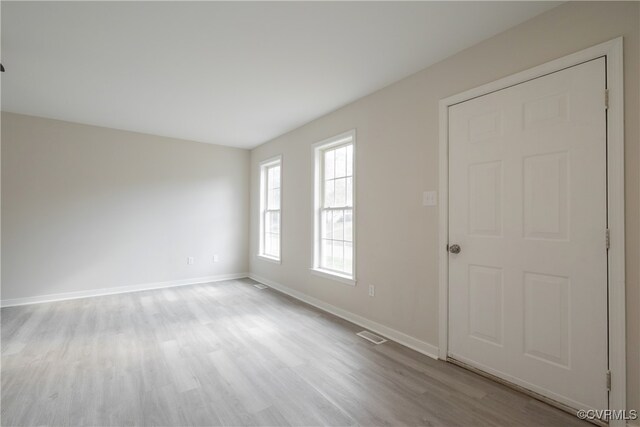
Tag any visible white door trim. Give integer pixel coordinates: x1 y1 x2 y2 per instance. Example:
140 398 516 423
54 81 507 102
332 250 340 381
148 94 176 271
438 37 625 421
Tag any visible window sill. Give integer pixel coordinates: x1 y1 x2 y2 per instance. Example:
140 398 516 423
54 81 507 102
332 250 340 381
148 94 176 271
310 268 356 286
257 254 281 264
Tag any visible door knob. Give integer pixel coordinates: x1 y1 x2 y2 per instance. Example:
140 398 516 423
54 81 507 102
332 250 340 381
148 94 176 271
449 244 461 254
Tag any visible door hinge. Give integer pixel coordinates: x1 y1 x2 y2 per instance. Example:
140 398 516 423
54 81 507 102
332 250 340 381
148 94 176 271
606 228 610 250
605 89 609 109
446 244 449 252
606 370 612 391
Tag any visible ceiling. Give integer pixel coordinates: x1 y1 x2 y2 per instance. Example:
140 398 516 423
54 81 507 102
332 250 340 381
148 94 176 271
1 1 559 149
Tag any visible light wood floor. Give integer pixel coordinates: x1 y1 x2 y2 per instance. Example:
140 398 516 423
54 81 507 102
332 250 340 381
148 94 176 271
1 278 588 426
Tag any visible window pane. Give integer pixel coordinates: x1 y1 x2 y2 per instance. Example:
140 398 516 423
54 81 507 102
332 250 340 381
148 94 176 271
265 232 272 255
332 240 344 271
315 139 354 276
322 239 333 270
334 178 346 207
324 179 334 208
272 165 280 189
322 210 333 239
260 160 281 259
332 210 344 241
270 211 280 234
267 166 275 190
265 211 272 233
335 147 347 178
344 210 352 242
271 234 280 257
268 188 280 210
325 149 335 180
344 242 353 274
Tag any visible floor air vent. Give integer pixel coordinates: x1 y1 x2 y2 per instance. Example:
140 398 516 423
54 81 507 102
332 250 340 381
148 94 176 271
253 283 268 290
357 330 387 345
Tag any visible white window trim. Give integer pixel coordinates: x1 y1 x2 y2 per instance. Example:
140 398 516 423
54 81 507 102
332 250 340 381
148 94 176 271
258 155 282 263
310 267 355 286
311 130 356 286
257 253 281 264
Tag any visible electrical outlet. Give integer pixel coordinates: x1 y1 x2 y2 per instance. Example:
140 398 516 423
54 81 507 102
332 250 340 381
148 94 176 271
213 254 220 263
187 257 194 265
368 284 375 297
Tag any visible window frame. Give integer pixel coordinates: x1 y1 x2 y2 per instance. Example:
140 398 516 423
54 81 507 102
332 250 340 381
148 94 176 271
311 130 356 286
258 155 282 263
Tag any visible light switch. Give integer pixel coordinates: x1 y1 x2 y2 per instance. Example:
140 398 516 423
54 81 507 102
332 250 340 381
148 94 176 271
423 191 437 206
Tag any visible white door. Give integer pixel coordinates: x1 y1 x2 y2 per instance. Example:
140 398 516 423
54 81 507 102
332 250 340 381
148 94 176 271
448 58 608 411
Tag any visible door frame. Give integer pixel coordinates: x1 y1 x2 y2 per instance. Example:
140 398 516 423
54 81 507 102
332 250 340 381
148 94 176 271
438 37 625 419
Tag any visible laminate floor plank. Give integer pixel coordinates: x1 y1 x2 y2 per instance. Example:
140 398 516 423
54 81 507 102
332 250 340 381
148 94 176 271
1 278 589 426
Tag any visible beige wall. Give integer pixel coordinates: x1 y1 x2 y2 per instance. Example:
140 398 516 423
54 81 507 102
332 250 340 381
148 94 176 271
2 112 250 301
249 1 639 415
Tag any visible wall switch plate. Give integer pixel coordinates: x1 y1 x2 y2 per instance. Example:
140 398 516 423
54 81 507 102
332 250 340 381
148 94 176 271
423 191 437 206
187 257 194 265
368 284 375 297
213 255 220 263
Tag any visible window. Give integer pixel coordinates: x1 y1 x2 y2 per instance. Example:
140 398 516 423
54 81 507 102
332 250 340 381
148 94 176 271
313 130 355 284
259 156 281 262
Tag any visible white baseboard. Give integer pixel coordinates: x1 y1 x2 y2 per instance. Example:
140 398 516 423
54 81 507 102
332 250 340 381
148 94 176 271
1 272 249 308
249 273 439 360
